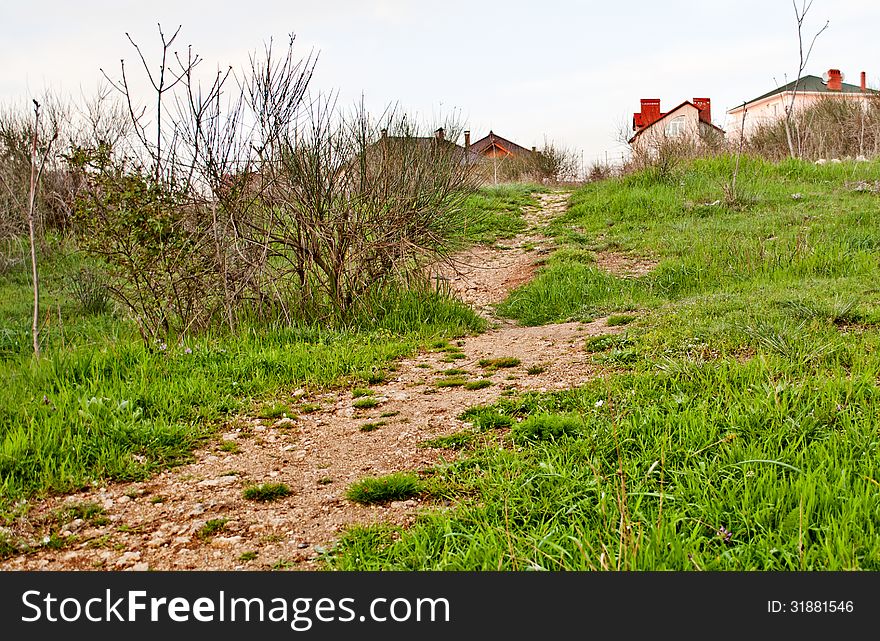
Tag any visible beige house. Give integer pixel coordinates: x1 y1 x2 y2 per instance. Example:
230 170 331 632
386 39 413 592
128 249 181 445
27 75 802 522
726 69 874 139
629 98 724 155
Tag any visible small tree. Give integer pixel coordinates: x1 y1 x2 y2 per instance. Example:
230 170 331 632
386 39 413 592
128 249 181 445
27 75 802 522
783 0 829 158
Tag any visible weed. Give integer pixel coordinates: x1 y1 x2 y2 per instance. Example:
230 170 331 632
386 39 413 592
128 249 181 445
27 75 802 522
460 407 514 430
346 473 423 505
511 413 583 442
196 518 228 540
220 441 241 454
54 501 106 525
239 551 258 562
464 379 493 390
258 403 293 419
380 411 400 418
436 377 467 388
479 357 521 369
351 388 373 398
243 483 292 502
420 433 473 449
606 314 637 326
441 368 469 376
526 365 547 375
299 403 322 414
271 559 295 570
317 477 333 485
360 422 386 432
353 397 380 409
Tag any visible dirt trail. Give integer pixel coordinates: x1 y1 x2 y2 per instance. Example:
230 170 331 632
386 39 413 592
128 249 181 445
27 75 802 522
1 191 622 571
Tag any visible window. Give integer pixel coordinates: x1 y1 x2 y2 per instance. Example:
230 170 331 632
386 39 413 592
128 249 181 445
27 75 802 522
665 115 687 136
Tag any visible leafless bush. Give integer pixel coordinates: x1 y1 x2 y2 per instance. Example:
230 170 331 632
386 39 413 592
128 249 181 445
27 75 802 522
749 95 880 160
255 103 478 321
472 137 579 184
70 25 477 338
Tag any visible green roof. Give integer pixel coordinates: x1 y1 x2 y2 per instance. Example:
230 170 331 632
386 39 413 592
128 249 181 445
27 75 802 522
743 75 871 106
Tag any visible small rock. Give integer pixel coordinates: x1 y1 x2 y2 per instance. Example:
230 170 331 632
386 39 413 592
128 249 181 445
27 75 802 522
297 543 309 549
117 495 131 504
130 562 150 572
274 417 296 428
292 389 306 398
115 551 141 567
172 536 192 546
212 536 242 547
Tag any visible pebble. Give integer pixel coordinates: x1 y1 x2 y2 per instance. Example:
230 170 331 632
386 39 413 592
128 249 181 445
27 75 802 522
274 417 296 428
130 562 150 572
197 476 237 488
212 536 243 547
115 551 141 567
117 495 131 504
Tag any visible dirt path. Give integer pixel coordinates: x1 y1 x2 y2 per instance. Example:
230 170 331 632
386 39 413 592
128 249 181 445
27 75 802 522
1 191 622 571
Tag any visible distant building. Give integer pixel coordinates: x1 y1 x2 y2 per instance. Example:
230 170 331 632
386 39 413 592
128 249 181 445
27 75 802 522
466 130 536 159
629 97 724 153
726 69 875 139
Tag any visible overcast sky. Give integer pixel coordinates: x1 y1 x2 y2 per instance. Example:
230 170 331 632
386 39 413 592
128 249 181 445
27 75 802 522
3 0 878 164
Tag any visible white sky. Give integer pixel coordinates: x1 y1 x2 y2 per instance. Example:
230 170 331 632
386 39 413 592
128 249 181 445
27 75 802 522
3 0 879 164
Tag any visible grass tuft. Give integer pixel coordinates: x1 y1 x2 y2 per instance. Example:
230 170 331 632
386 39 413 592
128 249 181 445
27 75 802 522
243 483 291 502
346 473 423 505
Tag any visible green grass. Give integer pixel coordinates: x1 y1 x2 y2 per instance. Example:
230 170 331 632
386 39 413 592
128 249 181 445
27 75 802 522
353 397 380 409
457 184 542 244
257 402 294 419
359 421 386 432
196 518 228 540
479 357 521 369
242 482 291 502
525 365 547 375
460 407 514 431
346 473 424 505
420 433 473 450
606 314 637 326
351 388 373 398
325 157 880 571
0 246 486 511
464 379 493 390
436 376 467 388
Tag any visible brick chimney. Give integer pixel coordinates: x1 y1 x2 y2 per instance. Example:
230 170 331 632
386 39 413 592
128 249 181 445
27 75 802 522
693 98 711 124
434 127 445 141
640 99 662 128
464 130 471 149
861 71 867 92
826 69 842 91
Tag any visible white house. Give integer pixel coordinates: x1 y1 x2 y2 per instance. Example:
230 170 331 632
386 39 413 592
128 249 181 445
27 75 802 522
726 69 875 139
629 97 724 155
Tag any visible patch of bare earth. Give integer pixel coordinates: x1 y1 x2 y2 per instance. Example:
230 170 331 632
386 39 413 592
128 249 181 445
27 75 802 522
1 191 624 572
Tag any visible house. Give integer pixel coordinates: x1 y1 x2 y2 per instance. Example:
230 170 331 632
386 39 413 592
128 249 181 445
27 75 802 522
726 69 875 139
629 97 724 153
466 130 536 159
375 127 480 166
